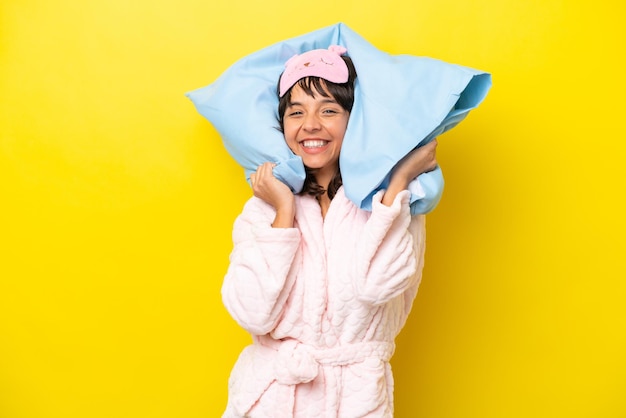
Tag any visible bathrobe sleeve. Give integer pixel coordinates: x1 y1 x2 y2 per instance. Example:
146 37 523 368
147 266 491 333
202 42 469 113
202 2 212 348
354 190 423 305
222 197 301 335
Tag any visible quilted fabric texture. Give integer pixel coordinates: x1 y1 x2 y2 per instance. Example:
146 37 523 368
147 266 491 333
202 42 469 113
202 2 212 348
221 188 425 417
186 22 491 215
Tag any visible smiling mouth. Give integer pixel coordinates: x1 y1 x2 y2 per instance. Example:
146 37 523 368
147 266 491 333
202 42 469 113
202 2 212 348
301 140 328 148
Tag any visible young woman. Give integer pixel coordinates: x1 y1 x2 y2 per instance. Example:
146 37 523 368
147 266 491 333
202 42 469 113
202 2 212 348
221 46 438 418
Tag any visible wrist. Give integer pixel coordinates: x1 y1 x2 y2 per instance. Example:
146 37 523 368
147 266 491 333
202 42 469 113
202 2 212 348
272 201 295 228
389 170 412 192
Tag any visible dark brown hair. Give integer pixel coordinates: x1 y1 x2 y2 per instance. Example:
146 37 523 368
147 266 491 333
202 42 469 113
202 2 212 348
277 56 357 200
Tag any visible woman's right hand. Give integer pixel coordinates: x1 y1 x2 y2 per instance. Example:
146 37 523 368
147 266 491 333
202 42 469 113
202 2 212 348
250 162 295 228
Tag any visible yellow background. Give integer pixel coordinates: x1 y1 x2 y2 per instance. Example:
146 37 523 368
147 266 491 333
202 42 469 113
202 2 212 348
1 0 624 417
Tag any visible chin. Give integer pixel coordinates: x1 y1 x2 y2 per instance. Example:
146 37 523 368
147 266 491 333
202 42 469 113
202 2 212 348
301 159 322 169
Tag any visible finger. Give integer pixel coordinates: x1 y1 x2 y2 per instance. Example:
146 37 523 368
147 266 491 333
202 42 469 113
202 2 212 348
258 162 269 174
255 166 265 180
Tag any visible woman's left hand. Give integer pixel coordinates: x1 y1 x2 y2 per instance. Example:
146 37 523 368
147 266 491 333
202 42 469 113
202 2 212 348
393 139 438 183
382 139 438 206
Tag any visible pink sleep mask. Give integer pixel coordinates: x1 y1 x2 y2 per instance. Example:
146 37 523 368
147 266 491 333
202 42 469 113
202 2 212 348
278 45 349 97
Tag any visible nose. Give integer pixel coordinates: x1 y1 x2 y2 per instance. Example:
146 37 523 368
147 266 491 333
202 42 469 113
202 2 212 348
302 113 321 131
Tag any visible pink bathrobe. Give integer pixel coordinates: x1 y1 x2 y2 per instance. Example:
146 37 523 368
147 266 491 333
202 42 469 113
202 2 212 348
221 187 426 418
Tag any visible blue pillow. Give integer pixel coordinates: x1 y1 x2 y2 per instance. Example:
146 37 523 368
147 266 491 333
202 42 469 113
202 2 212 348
186 23 491 214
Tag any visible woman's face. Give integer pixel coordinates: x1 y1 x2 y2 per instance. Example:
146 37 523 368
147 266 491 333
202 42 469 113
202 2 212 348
282 83 349 177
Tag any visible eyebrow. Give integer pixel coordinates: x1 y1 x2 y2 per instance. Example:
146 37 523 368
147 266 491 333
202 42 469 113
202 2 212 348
288 98 339 107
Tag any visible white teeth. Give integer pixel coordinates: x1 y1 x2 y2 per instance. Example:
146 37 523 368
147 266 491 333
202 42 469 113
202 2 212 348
301 140 327 148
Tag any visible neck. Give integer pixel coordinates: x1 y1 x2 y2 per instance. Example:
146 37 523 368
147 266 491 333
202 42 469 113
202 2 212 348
314 168 340 219
313 165 337 192
318 192 331 218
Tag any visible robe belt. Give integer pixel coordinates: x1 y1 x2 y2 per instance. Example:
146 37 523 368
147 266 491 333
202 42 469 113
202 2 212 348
226 340 396 417
258 339 396 385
